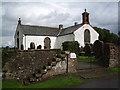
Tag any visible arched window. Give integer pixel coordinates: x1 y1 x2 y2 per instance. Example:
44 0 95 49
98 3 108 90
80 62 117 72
85 15 89 22
44 37 51 49
17 31 19 36
17 38 19 49
30 42 35 49
21 44 24 50
84 29 90 45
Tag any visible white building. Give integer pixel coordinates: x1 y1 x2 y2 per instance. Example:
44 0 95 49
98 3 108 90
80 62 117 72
14 9 99 50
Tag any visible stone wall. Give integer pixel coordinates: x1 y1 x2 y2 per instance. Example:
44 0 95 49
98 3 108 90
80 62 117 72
104 43 119 67
93 40 119 67
2 50 76 85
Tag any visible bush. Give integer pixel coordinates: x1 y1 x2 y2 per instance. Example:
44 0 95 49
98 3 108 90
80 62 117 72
62 41 80 56
93 27 119 45
2 49 17 67
37 45 42 49
84 44 91 56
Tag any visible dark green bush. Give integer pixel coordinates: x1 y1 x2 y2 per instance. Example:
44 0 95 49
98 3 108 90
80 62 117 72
62 41 80 56
84 44 91 56
2 49 17 67
37 45 42 49
93 27 119 45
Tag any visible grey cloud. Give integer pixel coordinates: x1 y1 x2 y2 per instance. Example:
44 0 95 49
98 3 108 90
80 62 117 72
1 2 118 47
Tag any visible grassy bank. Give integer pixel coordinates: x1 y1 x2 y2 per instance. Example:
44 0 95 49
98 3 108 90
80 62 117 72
77 56 97 63
3 76 85 88
109 67 120 73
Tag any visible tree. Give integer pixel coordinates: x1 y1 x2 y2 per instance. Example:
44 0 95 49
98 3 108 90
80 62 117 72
93 27 119 45
62 41 80 56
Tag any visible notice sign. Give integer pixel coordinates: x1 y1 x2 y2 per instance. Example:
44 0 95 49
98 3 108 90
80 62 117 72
70 53 76 59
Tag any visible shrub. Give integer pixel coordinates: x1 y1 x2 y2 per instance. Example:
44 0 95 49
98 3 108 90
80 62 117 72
84 44 91 56
2 49 17 67
37 45 42 49
62 41 80 56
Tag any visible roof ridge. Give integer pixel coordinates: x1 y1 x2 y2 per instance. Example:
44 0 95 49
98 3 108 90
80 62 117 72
63 23 82 30
21 24 59 29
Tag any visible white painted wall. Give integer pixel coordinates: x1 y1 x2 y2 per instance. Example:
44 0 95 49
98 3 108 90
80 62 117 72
14 24 24 50
74 24 99 47
55 34 75 49
15 24 99 50
23 35 57 50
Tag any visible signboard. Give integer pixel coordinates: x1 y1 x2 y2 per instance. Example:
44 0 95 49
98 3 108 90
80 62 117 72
70 53 76 59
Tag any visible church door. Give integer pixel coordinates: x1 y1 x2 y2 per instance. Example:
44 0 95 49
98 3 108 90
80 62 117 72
84 29 90 45
44 37 51 49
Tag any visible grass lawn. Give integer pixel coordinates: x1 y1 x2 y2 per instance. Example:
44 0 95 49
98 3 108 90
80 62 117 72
2 76 85 88
77 56 97 63
108 67 120 73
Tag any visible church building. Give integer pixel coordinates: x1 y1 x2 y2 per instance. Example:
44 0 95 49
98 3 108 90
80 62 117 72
14 9 99 50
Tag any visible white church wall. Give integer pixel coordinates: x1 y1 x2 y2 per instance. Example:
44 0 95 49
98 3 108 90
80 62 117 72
74 24 99 47
15 25 24 50
55 34 75 49
23 35 57 50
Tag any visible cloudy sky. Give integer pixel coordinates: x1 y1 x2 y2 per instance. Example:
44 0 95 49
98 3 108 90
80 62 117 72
1 1 118 47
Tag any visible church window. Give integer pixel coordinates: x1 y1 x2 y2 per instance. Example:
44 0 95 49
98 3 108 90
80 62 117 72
17 32 19 36
85 15 88 22
21 44 24 50
44 37 51 49
84 29 90 44
30 42 35 49
17 38 19 49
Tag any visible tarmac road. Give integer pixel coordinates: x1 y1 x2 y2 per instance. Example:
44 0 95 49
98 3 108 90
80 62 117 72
71 74 119 88
76 62 102 70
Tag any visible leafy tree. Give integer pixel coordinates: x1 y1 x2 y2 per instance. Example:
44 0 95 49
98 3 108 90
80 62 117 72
118 31 120 36
93 27 119 45
62 41 80 56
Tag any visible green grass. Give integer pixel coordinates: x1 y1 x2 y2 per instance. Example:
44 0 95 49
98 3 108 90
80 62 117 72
2 76 85 88
109 67 120 73
77 56 97 62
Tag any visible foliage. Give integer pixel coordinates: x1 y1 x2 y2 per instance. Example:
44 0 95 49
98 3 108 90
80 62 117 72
37 45 42 49
93 27 119 45
2 49 17 67
5 46 10 50
109 67 120 73
77 56 97 62
62 41 80 56
2 76 85 88
84 44 91 56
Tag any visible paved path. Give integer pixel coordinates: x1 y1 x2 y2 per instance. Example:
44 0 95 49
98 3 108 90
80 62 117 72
77 62 103 70
71 74 119 88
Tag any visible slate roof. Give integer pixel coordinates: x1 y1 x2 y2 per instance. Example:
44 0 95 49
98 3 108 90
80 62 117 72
21 25 60 36
59 24 83 36
20 24 83 36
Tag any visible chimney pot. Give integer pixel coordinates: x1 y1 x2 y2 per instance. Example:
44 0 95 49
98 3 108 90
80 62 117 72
59 24 63 30
74 22 78 26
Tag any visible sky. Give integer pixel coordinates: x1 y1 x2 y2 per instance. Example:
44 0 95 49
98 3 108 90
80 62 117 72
1 1 118 47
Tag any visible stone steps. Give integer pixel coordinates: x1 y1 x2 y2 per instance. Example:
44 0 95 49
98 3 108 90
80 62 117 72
22 53 66 85
3 50 70 85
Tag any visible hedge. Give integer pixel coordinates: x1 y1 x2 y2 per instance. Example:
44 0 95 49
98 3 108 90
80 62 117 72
62 41 80 56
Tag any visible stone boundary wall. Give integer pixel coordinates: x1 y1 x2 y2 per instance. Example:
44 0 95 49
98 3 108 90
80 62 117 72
93 40 119 67
2 50 76 85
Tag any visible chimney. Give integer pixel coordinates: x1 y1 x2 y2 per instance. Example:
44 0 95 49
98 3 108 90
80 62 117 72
74 22 78 26
59 24 63 30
